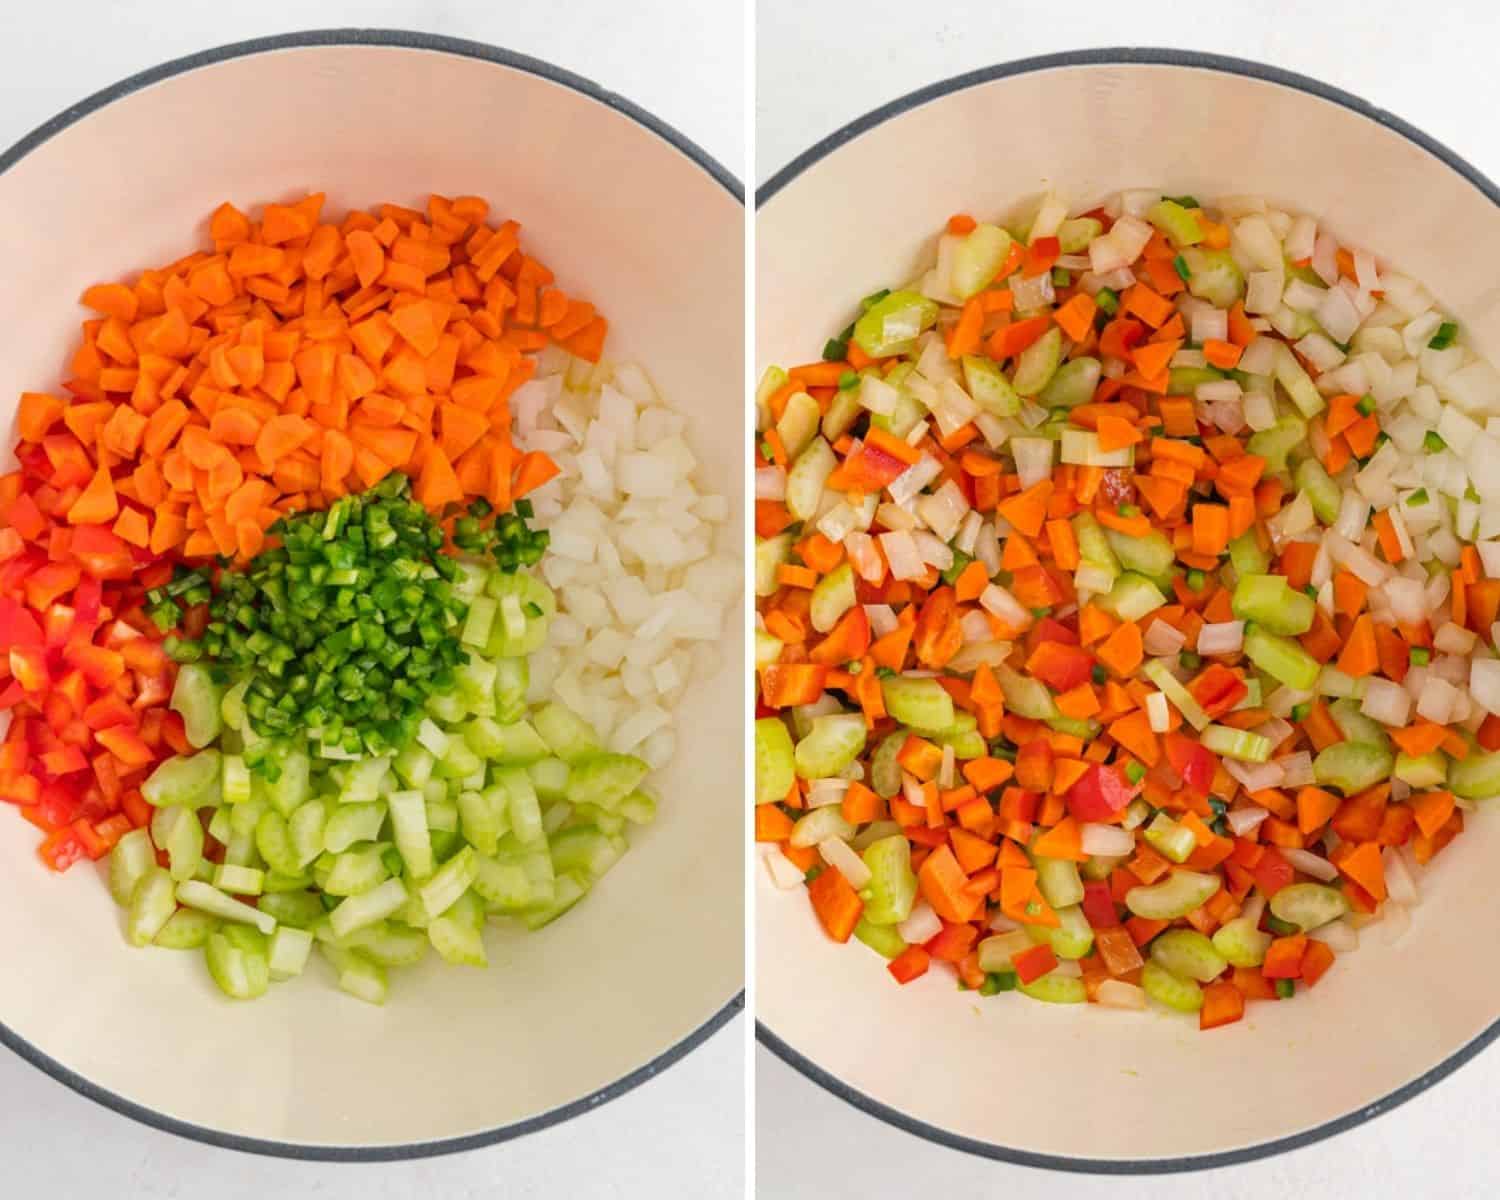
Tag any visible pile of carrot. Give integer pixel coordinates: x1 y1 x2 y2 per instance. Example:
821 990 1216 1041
18 192 604 562
756 203 1481 1030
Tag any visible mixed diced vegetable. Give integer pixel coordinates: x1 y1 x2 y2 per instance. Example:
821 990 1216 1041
756 191 1496 1029
2 192 730 1003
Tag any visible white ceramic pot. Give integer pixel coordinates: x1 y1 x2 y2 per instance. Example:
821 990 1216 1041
0 31 744 1156
757 49 1500 1170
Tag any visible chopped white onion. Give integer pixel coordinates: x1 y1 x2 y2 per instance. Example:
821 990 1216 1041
1080 823 1136 857
1281 847 1340 882
897 901 942 945
1143 619 1187 657
1197 620 1244 656
1226 806 1269 836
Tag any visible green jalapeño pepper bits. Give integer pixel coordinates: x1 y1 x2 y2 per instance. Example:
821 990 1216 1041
183 474 472 763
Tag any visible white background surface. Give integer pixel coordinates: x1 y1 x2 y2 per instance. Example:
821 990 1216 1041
755 0 1500 1196
0 2 745 1197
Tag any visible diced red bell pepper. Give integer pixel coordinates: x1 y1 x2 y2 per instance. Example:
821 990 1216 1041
1081 879 1121 928
131 672 170 710
5 491 46 540
1252 846 1296 897
62 642 126 688
0 596 44 649
1066 763 1134 822
94 725 154 767
40 433 93 489
0 527 25 563
42 603 76 649
52 669 89 717
1164 731 1216 798
8 645 49 692
24 561 81 611
35 779 82 829
69 525 134 580
888 945 931 984
39 746 88 776
90 813 133 852
0 551 42 593
0 772 41 806
37 825 87 871
161 711 192 755
1027 616 1080 649
1025 640 1095 692
72 575 103 633
120 788 152 828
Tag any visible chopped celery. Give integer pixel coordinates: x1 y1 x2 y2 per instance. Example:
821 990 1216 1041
1181 247 1244 308
460 595 497 648
859 835 918 925
288 800 328 868
127 868 178 946
221 754 252 806
1212 917 1271 967
755 717 797 805
565 754 649 810
1012 327 1063 397
1018 974 1088 1004
1447 748 1500 800
338 756 391 805
142 751 221 808
775 390 820 459
206 926 271 1000
1099 573 1168 623
1201 724 1273 763
1026 904 1094 959
756 533 795 598
1246 414 1309 477
1036 357 1101 409
1146 199 1203 248
170 662 223 749
1313 742 1394 794
1141 659 1211 730
1227 531 1270 577
1328 699 1391 749
853 289 939 358
879 676 955 731
1104 527 1174 583
329 877 411 940
854 917 906 959
324 803 387 854
1232 575 1314 636
994 665 1060 720
108 828 157 907
618 789 657 826
341 922 428 967
1244 626 1321 690
822 387 863 441
493 657 528 723
951 224 1014 299
213 863 265 896
793 713 867 779
1071 511 1120 575
533 702 602 764
809 563 856 634
267 926 314 979
1125 870 1220 920
519 872 588 931
936 727 989 758
418 845 479 918
1295 458 1341 525
1274 343 1325 418
1167 365 1225 395
785 437 837 522
1143 813 1197 864
150 805 205 882
320 846 390 896
1141 960 1204 1013
154 908 218 950
962 355 1022 416
320 943 388 1003
1149 929 1226 982
1394 751 1447 789
1269 882 1348 932
868 730 908 798
258 890 325 929
176 879 276 934
790 806 855 849
1057 217 1102 252
1034 855 1085 908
